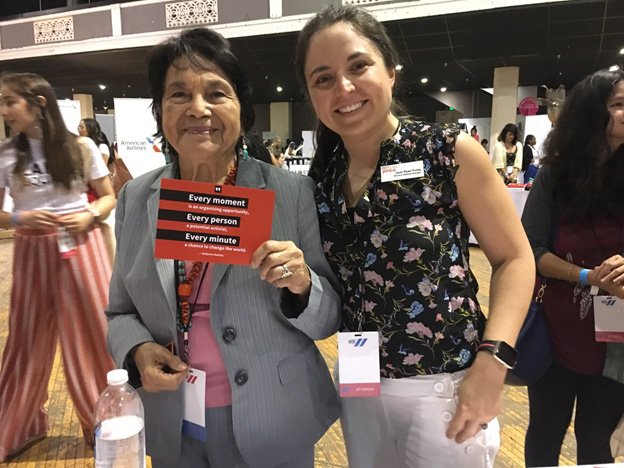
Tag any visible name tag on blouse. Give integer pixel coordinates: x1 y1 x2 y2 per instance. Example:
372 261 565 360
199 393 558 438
380 161 424 182
338 331 380 398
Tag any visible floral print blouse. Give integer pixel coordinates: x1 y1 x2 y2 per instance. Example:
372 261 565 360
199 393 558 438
315 119 485 378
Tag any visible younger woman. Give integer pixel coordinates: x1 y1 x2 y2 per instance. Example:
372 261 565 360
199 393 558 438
492 123 523 184
0 72 115 460
78 117 112 166
296 6 534 467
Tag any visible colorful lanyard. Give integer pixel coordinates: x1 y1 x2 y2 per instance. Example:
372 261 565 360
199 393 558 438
174 162 238 362
176 260 208 362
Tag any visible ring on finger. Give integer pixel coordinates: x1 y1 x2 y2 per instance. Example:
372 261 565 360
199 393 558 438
280 264 293 280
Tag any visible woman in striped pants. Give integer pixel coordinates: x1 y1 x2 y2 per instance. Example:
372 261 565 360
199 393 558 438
0 72 116 461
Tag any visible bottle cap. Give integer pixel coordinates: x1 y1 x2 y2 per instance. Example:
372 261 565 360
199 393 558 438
107 369 129 385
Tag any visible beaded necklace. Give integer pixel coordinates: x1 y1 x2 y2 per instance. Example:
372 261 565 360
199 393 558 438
176 161 238 362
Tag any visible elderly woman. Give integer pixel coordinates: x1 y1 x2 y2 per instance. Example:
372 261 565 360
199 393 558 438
105 28 341 468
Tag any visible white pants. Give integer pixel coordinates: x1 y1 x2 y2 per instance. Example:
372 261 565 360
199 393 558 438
338 369 500 468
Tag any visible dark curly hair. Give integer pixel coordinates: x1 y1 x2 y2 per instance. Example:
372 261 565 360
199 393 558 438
542 67 624 220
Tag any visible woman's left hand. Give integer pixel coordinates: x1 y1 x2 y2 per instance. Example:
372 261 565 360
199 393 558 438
251 240 312 296
446 352 506 443
58 211 94 234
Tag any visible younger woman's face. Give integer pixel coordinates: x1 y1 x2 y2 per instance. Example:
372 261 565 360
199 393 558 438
303 22 396 145
0 85 41 137
505 131 514 144
607 81 624 150
77 120 88 137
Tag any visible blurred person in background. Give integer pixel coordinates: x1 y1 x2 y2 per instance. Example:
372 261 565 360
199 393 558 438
0 72 115 461
492 123 522 184
521 67 624 467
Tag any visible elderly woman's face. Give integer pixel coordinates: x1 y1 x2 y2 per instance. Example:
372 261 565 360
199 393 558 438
162 57 241 163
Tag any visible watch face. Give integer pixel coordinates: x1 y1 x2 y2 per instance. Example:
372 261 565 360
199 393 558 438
494 341 518 369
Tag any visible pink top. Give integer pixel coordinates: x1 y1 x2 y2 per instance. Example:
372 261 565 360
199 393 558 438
184 263 232 408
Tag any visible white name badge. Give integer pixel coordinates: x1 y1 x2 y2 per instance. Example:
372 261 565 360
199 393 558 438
338 331 380 398
380 161 424 182
594 296 624 342
182 368 206 441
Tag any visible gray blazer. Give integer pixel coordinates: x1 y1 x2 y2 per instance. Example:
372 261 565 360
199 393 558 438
106 157 341 466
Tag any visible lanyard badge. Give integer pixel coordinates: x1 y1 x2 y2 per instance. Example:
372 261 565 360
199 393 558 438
182 368 207 441
337 331 380 397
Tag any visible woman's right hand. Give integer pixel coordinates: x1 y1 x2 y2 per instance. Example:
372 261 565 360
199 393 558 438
594 255 624 284
19 210 60 229
132 342 188 392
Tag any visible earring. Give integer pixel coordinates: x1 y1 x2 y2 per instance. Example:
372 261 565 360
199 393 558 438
238 136 249 160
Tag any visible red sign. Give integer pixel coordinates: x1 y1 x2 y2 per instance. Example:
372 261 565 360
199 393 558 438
519 97 540 116
154 178 275 264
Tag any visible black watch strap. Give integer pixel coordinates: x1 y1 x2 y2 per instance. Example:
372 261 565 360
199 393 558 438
477 340 518 369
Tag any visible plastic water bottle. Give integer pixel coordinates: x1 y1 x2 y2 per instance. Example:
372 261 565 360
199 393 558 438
94 369 146 468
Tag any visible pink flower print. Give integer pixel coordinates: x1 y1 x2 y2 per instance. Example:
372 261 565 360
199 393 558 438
422 186 437 204
322 240 333 253
435 332 444 341
449 265 466 280
364 270 384 287
385 280 394 289
463 323 478 342
403 139 412 148
418 279 433 297
402 353 423 366
387 261 395 270
370 230 387 248
376 189 388 200
389 193 399 202
449 296 464 312
468 298 476 312
354 212 366 224
403 247 424 263
407 216 433 231
406 322 433 338
364 301 376 312
434 224 443 233
435 313 443 321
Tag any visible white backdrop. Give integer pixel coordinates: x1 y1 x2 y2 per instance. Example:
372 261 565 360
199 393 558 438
114 98 166 178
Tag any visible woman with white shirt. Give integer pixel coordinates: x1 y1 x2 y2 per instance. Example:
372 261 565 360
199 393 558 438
0 72 115 461
492 123 523 184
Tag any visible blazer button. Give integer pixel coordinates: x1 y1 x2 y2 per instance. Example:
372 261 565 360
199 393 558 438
235 370 248 386
222 327 237 343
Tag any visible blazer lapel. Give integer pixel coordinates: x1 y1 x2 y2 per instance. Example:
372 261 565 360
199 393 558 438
147 164 178 316
211 157 268 297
